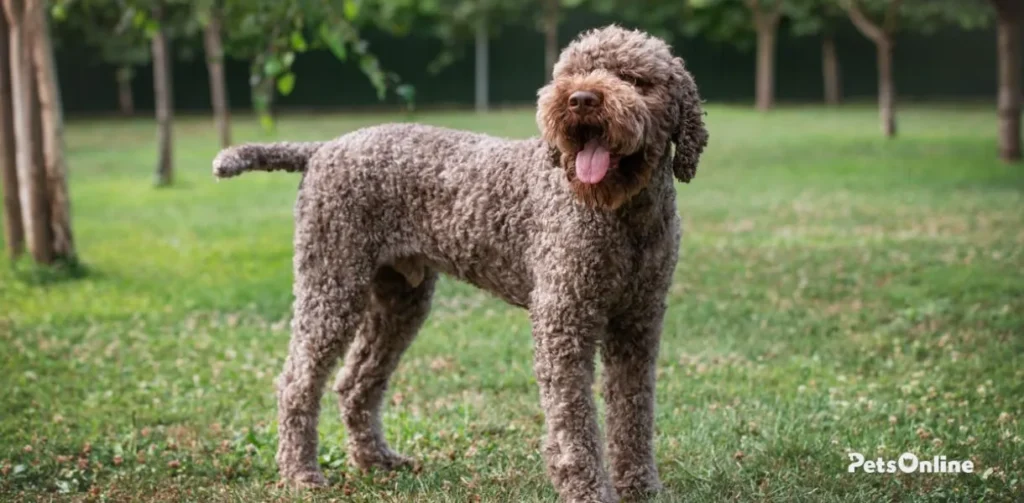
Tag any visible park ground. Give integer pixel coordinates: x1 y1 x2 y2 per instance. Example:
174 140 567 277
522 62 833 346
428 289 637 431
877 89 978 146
1 105 1022 502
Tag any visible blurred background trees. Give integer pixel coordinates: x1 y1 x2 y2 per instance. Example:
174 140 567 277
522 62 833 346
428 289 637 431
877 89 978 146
0 0 1020 267
839 0 990 138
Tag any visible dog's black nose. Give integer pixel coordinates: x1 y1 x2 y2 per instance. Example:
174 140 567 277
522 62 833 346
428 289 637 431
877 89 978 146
568 91 601 111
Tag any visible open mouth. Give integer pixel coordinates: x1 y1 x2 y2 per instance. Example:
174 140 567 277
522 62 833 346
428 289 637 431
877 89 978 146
572 126 621 185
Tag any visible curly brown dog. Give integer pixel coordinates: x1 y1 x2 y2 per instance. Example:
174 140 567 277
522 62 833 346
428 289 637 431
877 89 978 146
212 25 708 503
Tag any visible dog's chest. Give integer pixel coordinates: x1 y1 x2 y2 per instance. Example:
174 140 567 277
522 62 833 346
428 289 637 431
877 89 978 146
607 206 682 310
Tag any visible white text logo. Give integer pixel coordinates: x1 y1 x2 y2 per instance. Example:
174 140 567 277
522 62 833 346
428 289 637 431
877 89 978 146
847 452 974 474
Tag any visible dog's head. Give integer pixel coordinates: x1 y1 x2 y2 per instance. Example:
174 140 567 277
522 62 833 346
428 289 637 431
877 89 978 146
537 25 708 210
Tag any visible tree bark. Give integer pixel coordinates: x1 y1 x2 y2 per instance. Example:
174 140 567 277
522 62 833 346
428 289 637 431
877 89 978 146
876 38 896 138
203 7 231 148
542 0 558 82
116 65 134 116
0 5 23 258
3 0 51 263
822 32 841 105
845 0 900 138
992 0 1022 162
475 15 488 113
28 0 74 260
151 1 173 186
751 1 780 111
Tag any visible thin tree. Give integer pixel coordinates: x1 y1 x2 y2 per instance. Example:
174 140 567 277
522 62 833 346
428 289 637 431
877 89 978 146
679 0 786 111
202 0 230 147
793 1 845 105
151 0 173 186
0 4 22 258
115 66 134 115
788 0 845 105
29 0 74 259
749 0 782 111
990 0 1021 162
821 27 841 105
2 0 51 263
844 0 901 138
475 13 488 112
542 0 558 81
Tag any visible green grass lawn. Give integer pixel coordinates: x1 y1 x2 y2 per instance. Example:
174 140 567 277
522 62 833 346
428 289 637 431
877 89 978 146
1 105 1022 502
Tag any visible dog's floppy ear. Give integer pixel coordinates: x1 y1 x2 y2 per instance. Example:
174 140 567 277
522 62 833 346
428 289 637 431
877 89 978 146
671 60 709 183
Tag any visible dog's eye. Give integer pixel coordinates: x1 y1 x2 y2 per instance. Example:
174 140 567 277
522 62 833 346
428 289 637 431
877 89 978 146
622 75 652 93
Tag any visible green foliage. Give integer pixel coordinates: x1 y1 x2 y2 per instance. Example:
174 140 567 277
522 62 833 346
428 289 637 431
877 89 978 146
846 0 993 33
583 0 690 41
1 107 1022 501
410 0 516 74
276 72 296 96
786 0 845 37
683 0 757 49
55 0 415 131
53 0 206 69
51 0 152 69
581 0 995 51
585 0 775 50
408 0 581 74
213 0 413 131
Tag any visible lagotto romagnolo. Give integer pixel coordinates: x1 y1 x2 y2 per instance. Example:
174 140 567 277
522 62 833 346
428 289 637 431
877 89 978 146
212 25 708 503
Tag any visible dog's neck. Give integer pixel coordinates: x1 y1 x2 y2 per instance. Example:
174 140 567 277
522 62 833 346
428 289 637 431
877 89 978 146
613 153 676 221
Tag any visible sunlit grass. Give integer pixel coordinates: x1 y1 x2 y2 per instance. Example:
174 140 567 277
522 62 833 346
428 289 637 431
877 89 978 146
1 104 1022 501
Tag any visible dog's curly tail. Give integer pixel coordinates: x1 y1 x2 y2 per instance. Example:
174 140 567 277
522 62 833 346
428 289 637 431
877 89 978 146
212 141 325 178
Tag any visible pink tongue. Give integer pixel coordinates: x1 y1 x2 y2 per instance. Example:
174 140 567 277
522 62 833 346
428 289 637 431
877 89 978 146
575 139 610 184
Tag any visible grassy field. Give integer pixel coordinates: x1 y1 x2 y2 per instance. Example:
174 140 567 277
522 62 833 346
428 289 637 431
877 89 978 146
1 105 1022 502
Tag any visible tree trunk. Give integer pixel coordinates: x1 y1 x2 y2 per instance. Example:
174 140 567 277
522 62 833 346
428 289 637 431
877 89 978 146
845 0 901 138
994 0 1022 162
0 5 23 258
822 32 841 105
751 1 780 111
151 1 173 186
754 21 778 111
3 0 51 264
203 8 231 148
28 0 74 261
474 16 488 113
116 66 134 116
876 38 896 138
542 0 558 82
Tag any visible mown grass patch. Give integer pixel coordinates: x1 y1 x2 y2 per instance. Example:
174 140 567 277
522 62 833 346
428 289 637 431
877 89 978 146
1 105 1022 501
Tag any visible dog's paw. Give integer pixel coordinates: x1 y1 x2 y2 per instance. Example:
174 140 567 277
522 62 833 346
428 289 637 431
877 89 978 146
280 469 328 489
565 490 620 503
348 446 415 472
613 470 662 501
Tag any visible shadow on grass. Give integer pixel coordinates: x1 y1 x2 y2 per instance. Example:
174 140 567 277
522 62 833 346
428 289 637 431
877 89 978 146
9 257 92 286
153 178 198 190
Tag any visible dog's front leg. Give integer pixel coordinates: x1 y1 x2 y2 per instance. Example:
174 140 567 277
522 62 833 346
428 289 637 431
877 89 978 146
530 298 616 503
603 309 665 499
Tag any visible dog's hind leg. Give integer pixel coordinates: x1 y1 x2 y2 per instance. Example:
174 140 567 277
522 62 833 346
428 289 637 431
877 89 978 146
334 265 436 471
274 194 376 487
